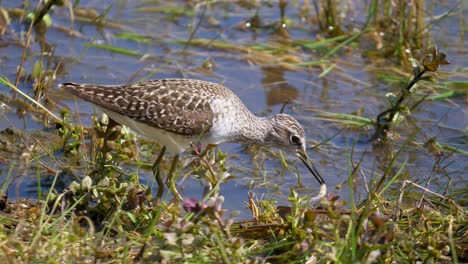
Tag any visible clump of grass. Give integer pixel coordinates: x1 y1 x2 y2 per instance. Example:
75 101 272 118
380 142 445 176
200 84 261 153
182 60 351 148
369 0 429 60
88 114 138 180
55 108 84 156
312 0 344 37
1 171 464 262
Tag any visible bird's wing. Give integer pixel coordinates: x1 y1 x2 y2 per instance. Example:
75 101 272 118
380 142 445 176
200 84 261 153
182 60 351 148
60 79 224 136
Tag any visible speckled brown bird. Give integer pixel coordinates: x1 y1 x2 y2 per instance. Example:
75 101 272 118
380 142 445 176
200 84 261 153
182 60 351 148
60 79 325 201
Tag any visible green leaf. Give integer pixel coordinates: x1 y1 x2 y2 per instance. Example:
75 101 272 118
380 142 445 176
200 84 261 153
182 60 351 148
115 32 152 44
32 60 43 79
43 13 52 27
125 212 137 223
428 91 466 100
69 181 81 193
85 43 141 57
97 177 110 188
439 144 468 155
318 64 336 78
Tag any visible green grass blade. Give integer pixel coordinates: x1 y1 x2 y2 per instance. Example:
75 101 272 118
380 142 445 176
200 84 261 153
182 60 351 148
85 43 141 57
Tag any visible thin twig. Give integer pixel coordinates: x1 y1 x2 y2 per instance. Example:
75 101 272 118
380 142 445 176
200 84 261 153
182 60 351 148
1 77 61 121
183 1 208 52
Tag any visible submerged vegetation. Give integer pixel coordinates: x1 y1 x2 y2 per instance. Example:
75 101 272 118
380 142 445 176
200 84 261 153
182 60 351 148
0 0 466 263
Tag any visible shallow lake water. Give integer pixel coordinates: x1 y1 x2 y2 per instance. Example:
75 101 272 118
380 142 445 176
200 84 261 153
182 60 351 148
0 0 466 218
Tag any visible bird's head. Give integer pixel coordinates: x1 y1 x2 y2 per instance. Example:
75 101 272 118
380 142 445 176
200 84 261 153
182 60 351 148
265 114 325 186
264 114 306 153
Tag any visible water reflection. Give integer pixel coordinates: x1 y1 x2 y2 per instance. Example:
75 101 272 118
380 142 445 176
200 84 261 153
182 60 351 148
261 66 298 106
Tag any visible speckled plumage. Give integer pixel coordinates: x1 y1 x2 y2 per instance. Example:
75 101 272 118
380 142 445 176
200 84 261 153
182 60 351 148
60 79 225 135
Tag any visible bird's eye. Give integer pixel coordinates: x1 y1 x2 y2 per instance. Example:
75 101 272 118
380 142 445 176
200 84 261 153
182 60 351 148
290 135 301 145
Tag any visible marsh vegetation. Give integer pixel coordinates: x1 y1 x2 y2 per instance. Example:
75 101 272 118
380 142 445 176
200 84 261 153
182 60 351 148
0 0 466 262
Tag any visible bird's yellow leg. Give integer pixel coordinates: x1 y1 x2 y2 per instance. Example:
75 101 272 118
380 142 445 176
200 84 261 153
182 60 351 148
152 146 166 200
167 154 182 202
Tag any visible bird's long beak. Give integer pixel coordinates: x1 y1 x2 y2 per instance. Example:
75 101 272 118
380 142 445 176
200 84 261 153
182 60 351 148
296 151 325 186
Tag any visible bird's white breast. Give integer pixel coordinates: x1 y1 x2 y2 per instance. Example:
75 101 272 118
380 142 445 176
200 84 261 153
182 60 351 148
97 107 193 154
